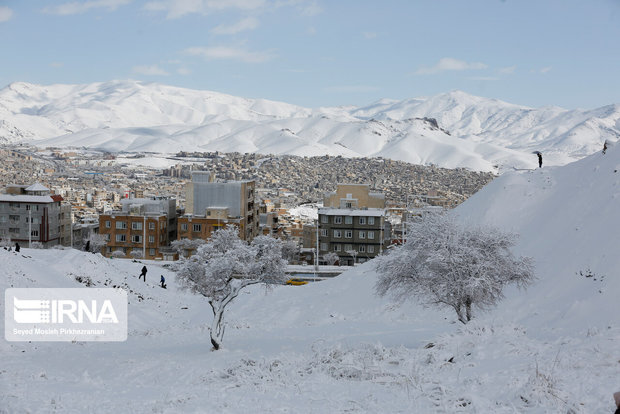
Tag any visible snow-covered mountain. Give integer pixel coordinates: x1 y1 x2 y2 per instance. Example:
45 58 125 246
2 145 619 412
1 80 619 172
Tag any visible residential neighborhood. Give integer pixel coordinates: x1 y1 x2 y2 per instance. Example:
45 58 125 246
0 144 495 263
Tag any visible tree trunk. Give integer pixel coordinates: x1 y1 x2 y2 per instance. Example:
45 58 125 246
454 303 467 324
465 297 472 322
209 307 225 351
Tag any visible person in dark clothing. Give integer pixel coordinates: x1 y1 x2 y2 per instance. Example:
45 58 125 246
139 265 147 282
15 242 20 252
603 141 608 154
84 240 90 252
537 152 543 168
160 275 167 289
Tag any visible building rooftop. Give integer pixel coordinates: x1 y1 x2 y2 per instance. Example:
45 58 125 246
318 208 385 217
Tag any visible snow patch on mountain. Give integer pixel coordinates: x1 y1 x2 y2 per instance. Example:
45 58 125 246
1 81 619 172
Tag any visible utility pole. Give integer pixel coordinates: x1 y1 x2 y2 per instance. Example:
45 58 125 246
143 215 146 259
28 209 32 247
314 217 319 282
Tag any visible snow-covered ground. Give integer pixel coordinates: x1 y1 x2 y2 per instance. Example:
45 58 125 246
2 146 620 413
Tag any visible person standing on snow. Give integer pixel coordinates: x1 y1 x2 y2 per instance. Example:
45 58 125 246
537 152 543 168
160 275 167 289
139 265 147 282
15 242 20 252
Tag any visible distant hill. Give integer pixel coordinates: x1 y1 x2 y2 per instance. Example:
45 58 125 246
1 80 618 172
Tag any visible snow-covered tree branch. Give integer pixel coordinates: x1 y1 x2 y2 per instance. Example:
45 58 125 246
375 213 534 324
175 226 288 350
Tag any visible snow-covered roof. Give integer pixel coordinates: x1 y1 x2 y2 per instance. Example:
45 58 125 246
318 208 385 217
25 183 50 192
0 194 59 203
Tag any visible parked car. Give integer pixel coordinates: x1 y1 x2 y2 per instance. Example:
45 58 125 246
286 278 308 286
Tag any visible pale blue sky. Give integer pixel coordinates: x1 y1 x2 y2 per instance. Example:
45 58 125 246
1 0 619 109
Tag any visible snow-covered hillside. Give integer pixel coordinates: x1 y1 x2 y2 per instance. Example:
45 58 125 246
2 146 620 412
1 81 618 172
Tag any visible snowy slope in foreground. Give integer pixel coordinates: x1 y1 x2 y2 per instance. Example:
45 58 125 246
2 81 619 172
454 142 620 334
4 141 620 414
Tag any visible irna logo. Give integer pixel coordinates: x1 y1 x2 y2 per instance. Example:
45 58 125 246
5 288 127 342
13 297 119 324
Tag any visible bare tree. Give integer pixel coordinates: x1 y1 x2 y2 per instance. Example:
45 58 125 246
376 213 534 324
324 252 339 266
130 250 144 260
175 226 287 350
0 237 12 248
86 233 108 254
281 239 299 263
171 238 206 258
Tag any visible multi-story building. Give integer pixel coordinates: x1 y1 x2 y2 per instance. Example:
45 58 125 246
99 197 176 260
318 184 389 266
0 183 69 248
177 207 247 248
183 172 259 242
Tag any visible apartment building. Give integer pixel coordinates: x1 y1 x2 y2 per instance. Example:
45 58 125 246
177 207 247 246
183 172 259 242
318 184 389 265
99 197 176 260
0 183 69 248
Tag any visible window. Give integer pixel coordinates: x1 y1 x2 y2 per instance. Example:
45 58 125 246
334 244 341 252
149 248 155 256
132 221 143 230
320 242 328 251
345 202 352 208
344 244 352 251
0 216 6 223
9 215 19 222
131 235 142 243
345 230 352 238
105 220 111 228
116 221 127 229
368 231 375 239
116 234 126 242
321 215 328 223
31 230 39 237
105 234 110 241
320 229 328 237
368 217 375 225
334 216 342 224
359 245 366 253
333 230 342 238
368 245 375 253
9 228 20 234
181 223 188 231
359 231 366 239
26 205 31 211
149 222 155 230
359 217 366 225
149 235 154 243
344 216 352 224
193 224 202 232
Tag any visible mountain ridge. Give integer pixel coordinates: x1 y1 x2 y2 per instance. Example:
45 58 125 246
1 80 619 172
